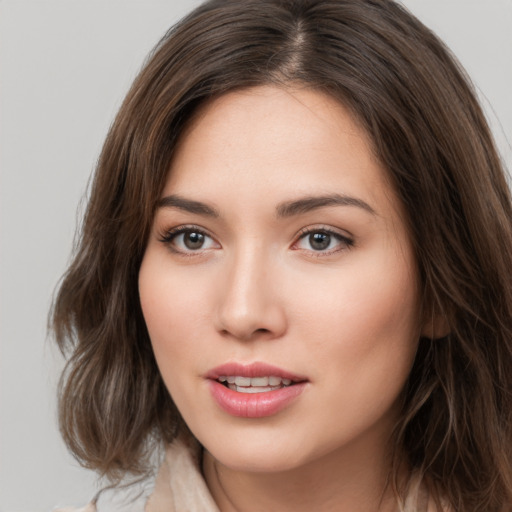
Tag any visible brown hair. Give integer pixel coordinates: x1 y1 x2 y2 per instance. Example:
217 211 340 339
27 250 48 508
51 0 512 509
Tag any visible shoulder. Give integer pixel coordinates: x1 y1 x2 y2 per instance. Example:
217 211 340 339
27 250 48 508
53 474 154 512
403 472 453 512
52 436 218 512
145 435 219 511
53 504 97 512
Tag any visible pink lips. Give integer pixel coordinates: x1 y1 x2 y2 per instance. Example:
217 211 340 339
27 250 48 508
206 362 308 418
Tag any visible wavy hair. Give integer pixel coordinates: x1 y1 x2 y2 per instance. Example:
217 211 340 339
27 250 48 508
51 0 512 509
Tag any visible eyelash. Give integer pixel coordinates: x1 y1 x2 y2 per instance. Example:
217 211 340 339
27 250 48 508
293 226 354 256
158 225 354 256
158 225 217 256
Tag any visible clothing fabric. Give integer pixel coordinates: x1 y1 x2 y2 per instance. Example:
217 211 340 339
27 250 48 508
54 437 219 512
55 437 438 512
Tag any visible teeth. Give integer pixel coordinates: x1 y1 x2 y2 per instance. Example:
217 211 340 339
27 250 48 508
227 384 282 393
220 375 294 389
250 377 268 386
234 376 252 386
268 376 281 386
237 386 272 393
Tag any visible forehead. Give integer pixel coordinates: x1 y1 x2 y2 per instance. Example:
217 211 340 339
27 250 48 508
164 85 396 217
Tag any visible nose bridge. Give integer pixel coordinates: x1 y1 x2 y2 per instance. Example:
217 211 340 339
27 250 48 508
215 240 286 340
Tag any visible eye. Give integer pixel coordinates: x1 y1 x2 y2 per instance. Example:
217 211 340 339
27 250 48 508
294 228 353 254
159 226 219 254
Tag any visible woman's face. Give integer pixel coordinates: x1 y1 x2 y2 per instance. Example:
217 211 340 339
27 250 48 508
139 86 422 473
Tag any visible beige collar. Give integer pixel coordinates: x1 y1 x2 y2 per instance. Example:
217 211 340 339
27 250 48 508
145 436 219 512
59 437 440 512
146 437 435 512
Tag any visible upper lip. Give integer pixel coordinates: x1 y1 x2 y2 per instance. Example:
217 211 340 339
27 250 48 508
206 362 308 382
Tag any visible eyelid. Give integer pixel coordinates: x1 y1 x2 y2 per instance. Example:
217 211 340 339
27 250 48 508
292 225 354 254
158 224 221 255
157 223 353 256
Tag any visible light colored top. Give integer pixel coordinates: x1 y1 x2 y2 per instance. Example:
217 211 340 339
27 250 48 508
55 437 219 512
55 437 439 512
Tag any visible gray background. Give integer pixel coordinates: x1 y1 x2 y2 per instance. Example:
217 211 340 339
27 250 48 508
1 1 510 510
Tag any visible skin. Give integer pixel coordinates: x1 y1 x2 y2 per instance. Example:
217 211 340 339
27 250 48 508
139 85 426 511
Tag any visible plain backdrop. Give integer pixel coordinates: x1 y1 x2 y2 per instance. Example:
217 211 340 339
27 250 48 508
0 1 511 511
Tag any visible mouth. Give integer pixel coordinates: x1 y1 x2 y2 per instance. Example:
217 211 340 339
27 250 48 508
217 375 296 393
207 364 308 418
206 362 308 403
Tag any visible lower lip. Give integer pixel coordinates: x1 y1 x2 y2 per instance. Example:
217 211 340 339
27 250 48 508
208 380 307 418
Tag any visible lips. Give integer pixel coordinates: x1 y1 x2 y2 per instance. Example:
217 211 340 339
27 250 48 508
206 362 308 417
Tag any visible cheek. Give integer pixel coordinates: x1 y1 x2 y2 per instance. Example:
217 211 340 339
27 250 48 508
138 252 210 375
288 255 420 444
290 247 420 378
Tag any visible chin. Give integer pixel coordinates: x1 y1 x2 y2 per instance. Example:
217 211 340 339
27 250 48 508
210 446 309 474
198 425 315 473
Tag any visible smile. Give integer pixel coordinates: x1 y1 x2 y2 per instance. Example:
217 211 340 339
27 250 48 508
218 375 293 393
207 363 308 417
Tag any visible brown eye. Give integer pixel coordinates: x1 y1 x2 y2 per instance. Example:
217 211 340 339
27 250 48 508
294 228 354 254
309 232 330 251
160 226 219 254
183 231 205 249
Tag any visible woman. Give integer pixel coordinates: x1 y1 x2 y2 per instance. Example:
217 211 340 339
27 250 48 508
52 0 512 510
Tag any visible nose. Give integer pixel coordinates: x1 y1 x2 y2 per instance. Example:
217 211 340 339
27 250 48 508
214 248 287 341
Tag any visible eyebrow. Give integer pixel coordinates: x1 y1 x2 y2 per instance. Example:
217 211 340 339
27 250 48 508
157 193 376 218
157 194 219 217
276 194 376 217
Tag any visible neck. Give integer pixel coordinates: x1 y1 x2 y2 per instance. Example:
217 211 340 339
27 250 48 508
202 428 402 512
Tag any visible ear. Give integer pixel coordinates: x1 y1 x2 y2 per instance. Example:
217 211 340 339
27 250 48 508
420 308 451 339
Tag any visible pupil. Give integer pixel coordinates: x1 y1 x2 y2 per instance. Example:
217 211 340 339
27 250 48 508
310 232 330 250
184 232 204 249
